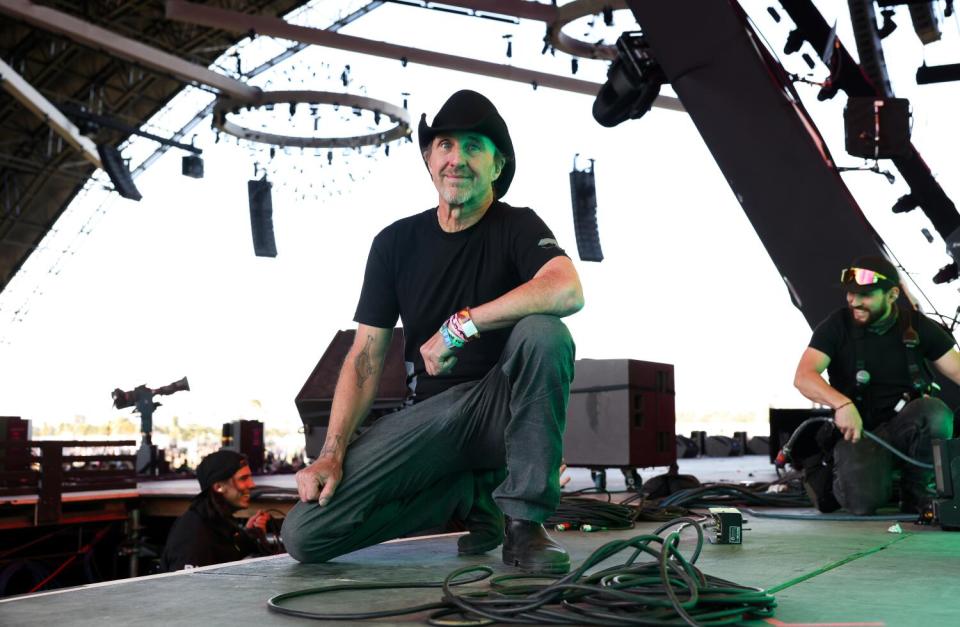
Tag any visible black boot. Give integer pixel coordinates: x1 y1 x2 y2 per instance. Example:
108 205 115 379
457 469 506 555
502 518 570 574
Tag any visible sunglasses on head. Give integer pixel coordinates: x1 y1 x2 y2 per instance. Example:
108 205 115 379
841 267 889 286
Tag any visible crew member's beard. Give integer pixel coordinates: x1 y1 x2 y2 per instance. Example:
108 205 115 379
849 302 889 327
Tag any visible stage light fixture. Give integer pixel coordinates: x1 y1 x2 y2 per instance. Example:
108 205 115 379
592 32 665 128
181 154 204 179
933 262 959 285
892 193 918 214
917 62 960 85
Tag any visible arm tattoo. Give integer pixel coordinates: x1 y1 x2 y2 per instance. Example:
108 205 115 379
320 434 343 459
354 334 375 389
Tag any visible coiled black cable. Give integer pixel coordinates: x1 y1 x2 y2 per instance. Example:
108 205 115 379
545 496 638 531
267 516 778 626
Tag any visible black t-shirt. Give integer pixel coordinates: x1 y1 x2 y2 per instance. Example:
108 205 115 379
354 201 567 400
809 307 955 427
159 493 263 572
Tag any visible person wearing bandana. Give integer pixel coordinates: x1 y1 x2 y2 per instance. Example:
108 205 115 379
794 255 960 514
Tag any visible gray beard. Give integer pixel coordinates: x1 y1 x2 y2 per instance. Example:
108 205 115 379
440 186 473 205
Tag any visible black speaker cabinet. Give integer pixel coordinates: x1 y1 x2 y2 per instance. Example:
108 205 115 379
248 177 277 257
569 165 603 262
843 97 911 159
296 328 408 459
563 359 676 469
222 419 265 473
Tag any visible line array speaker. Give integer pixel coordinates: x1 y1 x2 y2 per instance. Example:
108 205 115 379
247 177 277 258
569 163 603 262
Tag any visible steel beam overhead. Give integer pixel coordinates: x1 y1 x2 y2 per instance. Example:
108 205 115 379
165 0 683 110
0 56 102 169
0 0 260 100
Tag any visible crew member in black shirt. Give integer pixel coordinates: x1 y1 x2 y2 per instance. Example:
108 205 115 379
794 256 960 514
160 450 271 571
281 90 583 574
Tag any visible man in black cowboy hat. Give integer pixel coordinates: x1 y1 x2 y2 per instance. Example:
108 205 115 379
282 89 583 574
160 450 272 571
794 255 960 515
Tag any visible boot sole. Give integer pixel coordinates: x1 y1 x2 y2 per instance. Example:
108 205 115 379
502 549 570 575
457 537 503 556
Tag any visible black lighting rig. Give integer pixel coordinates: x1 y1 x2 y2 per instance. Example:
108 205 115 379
591 31 665 128
778 0 960 286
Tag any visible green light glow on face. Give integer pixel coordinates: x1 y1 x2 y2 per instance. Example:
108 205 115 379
427 132 504 208
846 287 895 327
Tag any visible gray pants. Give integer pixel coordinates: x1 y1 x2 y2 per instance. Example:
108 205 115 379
833 397 954 515
281 315 575 563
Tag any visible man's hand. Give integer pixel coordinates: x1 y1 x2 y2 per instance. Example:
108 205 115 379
420 330 458 376
245 510 270 533
835 403 863 443
295 457 343 506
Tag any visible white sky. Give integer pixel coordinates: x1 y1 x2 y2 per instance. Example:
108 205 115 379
1 1 959 438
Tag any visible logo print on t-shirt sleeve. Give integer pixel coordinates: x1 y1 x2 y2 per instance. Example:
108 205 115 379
538 238 559 248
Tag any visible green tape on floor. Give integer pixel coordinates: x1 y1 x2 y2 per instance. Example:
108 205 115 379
766 534 912 594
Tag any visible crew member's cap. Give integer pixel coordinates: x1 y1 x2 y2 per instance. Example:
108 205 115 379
840 255 899 294
196 449 248 492
418 89 515 198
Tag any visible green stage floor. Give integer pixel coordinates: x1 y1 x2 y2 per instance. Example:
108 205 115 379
2 459 958 626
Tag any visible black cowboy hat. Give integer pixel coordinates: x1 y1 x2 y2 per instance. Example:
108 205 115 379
418 90 515 198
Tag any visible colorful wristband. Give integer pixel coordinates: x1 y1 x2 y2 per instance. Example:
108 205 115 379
458 308 479 339
439 324 464 349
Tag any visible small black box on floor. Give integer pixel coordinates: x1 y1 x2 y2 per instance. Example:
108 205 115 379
222 420 265 473
768 408 833 464
708 507 743 544
563 359 676 468
843 97 911 159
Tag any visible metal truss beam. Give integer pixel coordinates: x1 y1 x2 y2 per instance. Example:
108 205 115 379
0 0 260 100
165 0 683 110
0 56 102 168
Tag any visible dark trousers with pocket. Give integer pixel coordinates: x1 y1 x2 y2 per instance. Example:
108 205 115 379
281 315 575 563
833 396 954 515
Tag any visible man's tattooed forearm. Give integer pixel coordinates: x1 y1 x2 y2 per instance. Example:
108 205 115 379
355 335 375 389
320 434 343 459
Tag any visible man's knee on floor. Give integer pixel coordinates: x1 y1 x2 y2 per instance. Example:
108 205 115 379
281 503 335 563
836 485 888 516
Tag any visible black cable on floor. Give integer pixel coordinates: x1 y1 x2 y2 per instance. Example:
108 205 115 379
659 484 811 509
266 516 778 626
545 496 637 531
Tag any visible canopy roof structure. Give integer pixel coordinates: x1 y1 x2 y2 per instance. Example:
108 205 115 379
0 0 309 294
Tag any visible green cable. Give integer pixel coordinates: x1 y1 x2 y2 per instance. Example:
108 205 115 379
766 534 912 594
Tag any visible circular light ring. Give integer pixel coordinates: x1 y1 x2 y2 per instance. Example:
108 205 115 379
213 90 411 149
548 0 628 60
